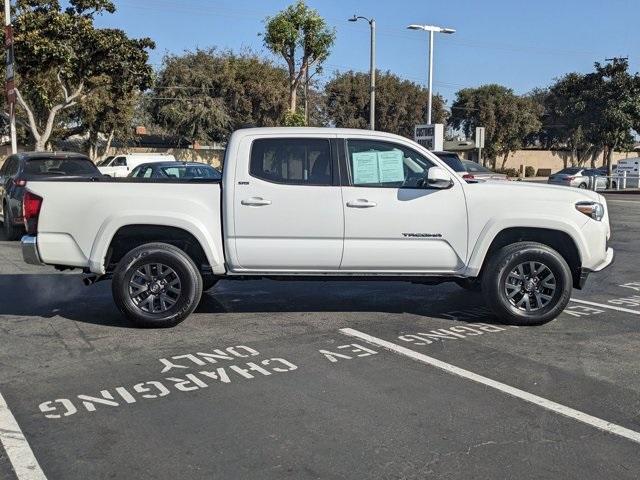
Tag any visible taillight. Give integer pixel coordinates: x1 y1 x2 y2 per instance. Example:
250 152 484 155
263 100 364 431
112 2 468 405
566 176 575 181
22 191 43 235
13 178 26 187
462 173 475 180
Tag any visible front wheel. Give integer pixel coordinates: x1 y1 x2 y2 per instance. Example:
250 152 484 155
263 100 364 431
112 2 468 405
578 183 587 189
481 242 572 326
112 242 203 328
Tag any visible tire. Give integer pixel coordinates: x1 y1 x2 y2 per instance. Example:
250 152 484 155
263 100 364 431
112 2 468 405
112 242 203 328
202 274 220 291
578 183 587 189
3 204 22 241
481 241 572 326
454 277 482 292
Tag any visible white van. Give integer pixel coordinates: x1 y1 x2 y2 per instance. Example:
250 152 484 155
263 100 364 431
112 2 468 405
614 157 640 188
98 154 176 177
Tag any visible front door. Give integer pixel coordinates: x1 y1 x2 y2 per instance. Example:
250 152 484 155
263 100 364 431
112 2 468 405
232 136 344 271
340 138 468 273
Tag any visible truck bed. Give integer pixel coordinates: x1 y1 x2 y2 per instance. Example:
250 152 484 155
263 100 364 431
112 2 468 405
25 179 224 275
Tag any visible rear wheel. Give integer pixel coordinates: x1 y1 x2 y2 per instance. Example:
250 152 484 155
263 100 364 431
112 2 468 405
578 183 587 189
3 205 22 241
112 242 202 328
481 242 572 326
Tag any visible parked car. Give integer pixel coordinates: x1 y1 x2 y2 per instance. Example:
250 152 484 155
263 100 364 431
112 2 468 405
0 152 101 240
21 127 613 328
432 151 474 180
129 161 221 180
98 153 176 178
460 160 509 181
547 167 615 190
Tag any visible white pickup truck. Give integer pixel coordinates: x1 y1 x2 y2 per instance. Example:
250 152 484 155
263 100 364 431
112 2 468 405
21 128 613 327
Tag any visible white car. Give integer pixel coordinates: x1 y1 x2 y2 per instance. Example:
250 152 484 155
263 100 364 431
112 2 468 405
21 128 613 327
98 153 176 177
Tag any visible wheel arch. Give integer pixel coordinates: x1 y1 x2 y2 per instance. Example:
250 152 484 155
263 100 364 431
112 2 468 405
470 226 583 288
97 223 219 276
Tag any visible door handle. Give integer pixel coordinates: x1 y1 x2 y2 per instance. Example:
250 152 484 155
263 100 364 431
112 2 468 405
346 199 377 208
241 197 272 206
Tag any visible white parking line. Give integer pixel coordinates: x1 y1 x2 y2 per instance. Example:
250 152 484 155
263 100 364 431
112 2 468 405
0 392 47 480
570 298 640 314
340 328 640 445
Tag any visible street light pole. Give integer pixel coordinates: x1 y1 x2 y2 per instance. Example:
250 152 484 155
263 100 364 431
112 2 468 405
407 24 455 125
349 15 376 130
427 29 434 124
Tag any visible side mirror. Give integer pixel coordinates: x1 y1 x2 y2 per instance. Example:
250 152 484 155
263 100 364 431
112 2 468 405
425 166 454 189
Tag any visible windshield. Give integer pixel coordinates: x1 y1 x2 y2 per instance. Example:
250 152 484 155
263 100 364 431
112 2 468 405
462 160 493 173
433 152 465 172
23 158 100 176
97 156 114 166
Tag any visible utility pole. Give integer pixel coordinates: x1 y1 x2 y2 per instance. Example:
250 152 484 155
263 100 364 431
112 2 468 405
4 0 17 154
348 15 376 130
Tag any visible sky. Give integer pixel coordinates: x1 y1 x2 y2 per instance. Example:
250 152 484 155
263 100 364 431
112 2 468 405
93 0 639 105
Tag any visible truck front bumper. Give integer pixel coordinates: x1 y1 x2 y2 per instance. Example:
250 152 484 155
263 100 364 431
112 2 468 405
577 247 614 289
21 235 43 266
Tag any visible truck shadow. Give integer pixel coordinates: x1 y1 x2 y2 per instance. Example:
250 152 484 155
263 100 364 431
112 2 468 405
0 274 498 328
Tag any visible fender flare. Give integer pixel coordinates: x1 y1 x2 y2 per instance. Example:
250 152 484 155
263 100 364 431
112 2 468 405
87 212 222 274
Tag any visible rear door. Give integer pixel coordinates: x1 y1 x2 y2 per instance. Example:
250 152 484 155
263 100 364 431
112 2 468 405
339 137 468 272
230 135 344 271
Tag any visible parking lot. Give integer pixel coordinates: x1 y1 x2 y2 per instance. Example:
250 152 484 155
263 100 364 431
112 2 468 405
0 193 639 480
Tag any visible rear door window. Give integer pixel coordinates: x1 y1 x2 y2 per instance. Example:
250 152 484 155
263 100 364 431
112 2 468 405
112 157 127 167
250 138 333 186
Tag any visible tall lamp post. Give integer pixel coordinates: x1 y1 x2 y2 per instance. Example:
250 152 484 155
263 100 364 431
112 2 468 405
406 24 455 125
348 15 376 130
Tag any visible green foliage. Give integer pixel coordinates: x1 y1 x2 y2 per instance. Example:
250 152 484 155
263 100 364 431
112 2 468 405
3 0 154 150
263 1 335 112
524 166 535 177
282 111 306 126
150 49 290 142
449 85 541 168
494 167 519 178
530 60 640 168
323 70 448 137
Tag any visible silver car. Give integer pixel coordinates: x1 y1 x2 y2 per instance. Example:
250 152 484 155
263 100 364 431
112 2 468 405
547 167 614 190
461 160 509 181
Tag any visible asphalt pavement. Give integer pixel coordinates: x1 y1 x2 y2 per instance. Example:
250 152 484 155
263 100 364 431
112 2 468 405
1 193 639 479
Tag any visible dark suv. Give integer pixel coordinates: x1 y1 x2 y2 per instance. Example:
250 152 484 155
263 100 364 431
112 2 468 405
0 152 101 240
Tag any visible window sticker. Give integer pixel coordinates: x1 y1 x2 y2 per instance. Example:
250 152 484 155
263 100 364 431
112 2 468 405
352 151 379 184
377 150 405 183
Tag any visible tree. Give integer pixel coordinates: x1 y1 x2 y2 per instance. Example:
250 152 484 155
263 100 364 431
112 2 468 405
149 49 290 142
4 0 154 151
449 85 542 168
263 0 335 123
581 60 640 173
323 70 448 138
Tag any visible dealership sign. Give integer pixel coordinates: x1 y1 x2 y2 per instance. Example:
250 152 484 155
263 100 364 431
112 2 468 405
414 124 444 151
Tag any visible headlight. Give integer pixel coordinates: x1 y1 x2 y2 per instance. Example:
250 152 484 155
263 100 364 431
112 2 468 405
575 201 604 221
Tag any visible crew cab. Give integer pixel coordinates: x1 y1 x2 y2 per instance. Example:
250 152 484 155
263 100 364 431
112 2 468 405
20 128 614 327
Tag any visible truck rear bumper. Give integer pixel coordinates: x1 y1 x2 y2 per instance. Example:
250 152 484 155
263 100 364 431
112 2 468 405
21 235 43 266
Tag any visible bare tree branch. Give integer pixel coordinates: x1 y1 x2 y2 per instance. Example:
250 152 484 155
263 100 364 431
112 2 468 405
14 88 41 144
